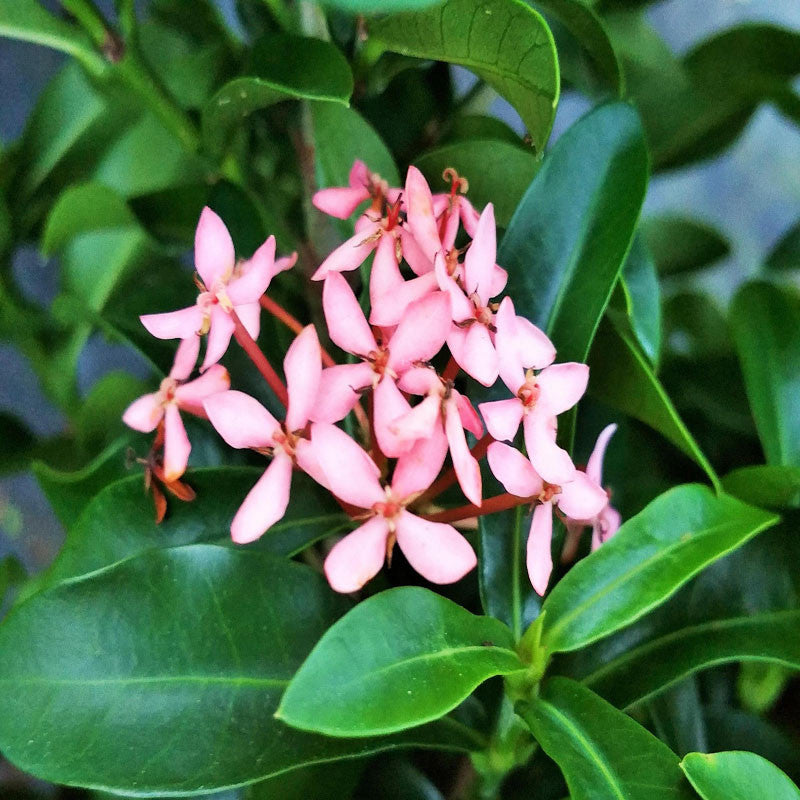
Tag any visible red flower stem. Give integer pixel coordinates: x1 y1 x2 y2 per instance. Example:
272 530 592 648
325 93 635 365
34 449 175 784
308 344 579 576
419 492 534 524
442 356 460 382
230 309 290 408
418 433 493 504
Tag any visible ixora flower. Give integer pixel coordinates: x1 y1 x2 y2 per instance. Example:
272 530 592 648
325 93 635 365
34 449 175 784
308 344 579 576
487 442 607 594
312 159 401 220
203 325 324 544
140 207 295 370
123 337 229 481
312 423 477 593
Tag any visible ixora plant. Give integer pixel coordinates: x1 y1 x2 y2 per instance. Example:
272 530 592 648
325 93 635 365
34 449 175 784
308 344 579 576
2 0 800 798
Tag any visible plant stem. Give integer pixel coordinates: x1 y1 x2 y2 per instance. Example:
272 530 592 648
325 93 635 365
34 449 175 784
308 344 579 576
230 310 289 408
420 492 533 524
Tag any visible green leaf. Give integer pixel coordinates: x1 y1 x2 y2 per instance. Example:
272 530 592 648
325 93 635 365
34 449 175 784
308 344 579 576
499 102 648 364
322 0 443 10
478 506 540 640
415 139 540 228
41 468 349 589
0 555 26 607
203 34 353 154
0 546 476 794
681 751 800 800
538 484 778 654
766 219 800 272
588 315 719 487
0 413 36 475
722 465 800 510
731 282 800 467
616 233 661 364
520 677 695 800
643 215 730 276
278 586 523 736
369 0 560 152
583 609 800 710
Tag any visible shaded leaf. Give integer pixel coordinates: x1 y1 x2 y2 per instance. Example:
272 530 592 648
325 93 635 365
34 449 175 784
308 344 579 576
766 219 800 272
643 215 730 276
722 465 800 510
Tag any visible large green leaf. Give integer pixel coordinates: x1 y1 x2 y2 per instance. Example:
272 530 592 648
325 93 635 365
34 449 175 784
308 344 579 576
766 219 800 272
203 34 353 154
369 0 559 152
681 751 800 800
537 484 777 654
722 465 800 510
583 609 800 710
0 546 476 794
520 677 695 800
730 282 800 468
499 102 648 364
0 555 26 608
643 215 730 276
588 315 719 488
278 587 523 736
415 139 540 228
323 0 443 9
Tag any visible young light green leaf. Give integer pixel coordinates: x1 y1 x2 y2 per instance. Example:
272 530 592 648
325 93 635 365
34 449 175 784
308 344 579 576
520 677 695 800
589 314 720 488
203 34 353 154
499 102 648 364
730 282 800 468
0 546 477 794
369 0 559 152
643 214 730 276
277 587 523 736
415 139 540 228
722 465 800 509
583 609 800 710
681 751 800 800
538 484 778 654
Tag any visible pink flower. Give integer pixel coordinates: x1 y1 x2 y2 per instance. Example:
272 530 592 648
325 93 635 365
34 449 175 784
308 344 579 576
311 273 451 457
487 442 607 594
312 160 401 220
312 423 477 593
123 337 230 482
391 366 484 506
202 325 325 544
479 298 584 485
140 207 293 370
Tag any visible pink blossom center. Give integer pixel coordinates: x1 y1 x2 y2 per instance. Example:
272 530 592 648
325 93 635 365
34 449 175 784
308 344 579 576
518 378 540 410
367 347 392 378
539 482 561 503
158 377 179 406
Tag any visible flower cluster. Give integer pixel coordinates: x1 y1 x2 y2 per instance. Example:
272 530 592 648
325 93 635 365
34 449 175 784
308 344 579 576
124 160 620 595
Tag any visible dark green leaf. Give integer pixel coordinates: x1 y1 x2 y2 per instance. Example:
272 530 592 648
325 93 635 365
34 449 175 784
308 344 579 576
722 465 800 509
203 34 353 154
499 102 648 364
0 555 26 606
589 315 719 487
446 113 522 145
369 0 559 152
278 587 523 736
323 0 443 10
643 215 730 276
616 233 661 364
520 677 695 800
415 139 540 228
538 484 777 654
681 751 800 800
0 413 37 475
731 282 800 467
647 677 708 757
766 220 800 272
244 760 365 800
583 609 800 710
0 546 476 794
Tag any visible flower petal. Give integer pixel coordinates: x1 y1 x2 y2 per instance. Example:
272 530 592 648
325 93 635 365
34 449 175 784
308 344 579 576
455 392 483 438
527 502 554 596
163 404 191 482
175 364 230 415
479 398 523 442
195 206 235 288
523 413 576 485
537 362 589 416
234 301 261 341
369 232 404 305
586 423 617 486
399 225 434 277
395 510 477 585
557 471 608 521
445 397 482 506
486 441 542 497
370 271 439 328
323 272 376 357
591 505 621 551
230 451 293 544
169 335 201 381
202 305 235 370
373 377 414 458
285 325 322 431
294 437 330 490
312 229 377 280
203 389 278 449
390 394 441 442
226 236 276 305
311 423 384 508
405 165 442 263
463 203 496 304
313 186 369 219
122 393 164 433
447 324 498 387
324 516 389 594
388 291 451 372
397 365 440 395
310 362 374 423
140 306 204 340
391 423 448 499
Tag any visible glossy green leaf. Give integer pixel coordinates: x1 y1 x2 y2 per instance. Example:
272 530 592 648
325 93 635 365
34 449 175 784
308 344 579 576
647 677 708 757
520 677 695 800
479 506 540 640
369 0 559 152
589 315 719 487
415 139 540 228
722 465 800 510
583 609 800 710
681 751 800 800
0 546 476 794
203 34 353 154
538 484 777 654
499 102 648 364
766 219 800 272
616 233 661 364
643 215 730 276
731 282 800 467
323 0 443 9
278 587 523 736
245 760 365 800
41 467 349 589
